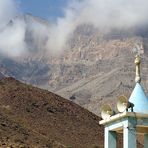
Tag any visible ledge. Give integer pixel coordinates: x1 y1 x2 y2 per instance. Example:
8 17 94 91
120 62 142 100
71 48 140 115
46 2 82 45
99 111 148 125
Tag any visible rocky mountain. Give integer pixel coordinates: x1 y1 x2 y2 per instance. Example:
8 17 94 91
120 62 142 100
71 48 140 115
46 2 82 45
1 14 148 117
0 77 104 148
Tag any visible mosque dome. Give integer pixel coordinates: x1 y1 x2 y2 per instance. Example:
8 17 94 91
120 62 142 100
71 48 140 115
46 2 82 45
129 83 148 114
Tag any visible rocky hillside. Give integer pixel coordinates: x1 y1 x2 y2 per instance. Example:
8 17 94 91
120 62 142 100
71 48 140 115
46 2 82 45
0 77 144 148
0 77 104 148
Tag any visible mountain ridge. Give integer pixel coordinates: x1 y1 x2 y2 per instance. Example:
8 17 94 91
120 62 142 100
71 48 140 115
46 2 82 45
1 14 148 117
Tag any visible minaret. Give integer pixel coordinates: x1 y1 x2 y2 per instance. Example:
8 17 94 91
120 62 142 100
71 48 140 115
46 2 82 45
129 55 148 114
135 54 141 83
100 55 148 148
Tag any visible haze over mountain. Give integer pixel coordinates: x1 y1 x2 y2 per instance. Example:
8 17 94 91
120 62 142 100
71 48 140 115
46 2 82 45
1 0 148 57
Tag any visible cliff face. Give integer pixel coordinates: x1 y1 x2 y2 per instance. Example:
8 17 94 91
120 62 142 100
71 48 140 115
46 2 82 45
1 15 148 116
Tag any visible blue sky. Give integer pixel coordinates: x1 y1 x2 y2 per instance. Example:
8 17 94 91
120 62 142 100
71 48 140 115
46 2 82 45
19 0 68 21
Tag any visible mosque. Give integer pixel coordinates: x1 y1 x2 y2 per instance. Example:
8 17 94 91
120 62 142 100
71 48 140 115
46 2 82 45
100 54 148 148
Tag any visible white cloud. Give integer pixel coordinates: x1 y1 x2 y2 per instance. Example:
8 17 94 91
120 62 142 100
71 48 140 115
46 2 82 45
0 0 27 58
0 0 18 30
78 0 148 29
0 19 26 57
46 0 148 52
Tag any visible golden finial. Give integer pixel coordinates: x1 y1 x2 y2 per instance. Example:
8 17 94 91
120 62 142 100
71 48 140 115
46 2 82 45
135 54 141 83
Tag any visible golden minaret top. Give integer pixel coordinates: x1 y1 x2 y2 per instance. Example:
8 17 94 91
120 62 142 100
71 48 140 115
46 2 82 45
135 54 141 83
